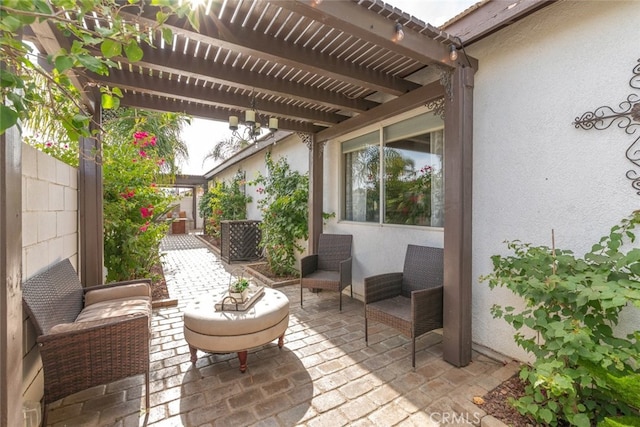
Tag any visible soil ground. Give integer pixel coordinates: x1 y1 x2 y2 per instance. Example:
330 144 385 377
478 374 534 426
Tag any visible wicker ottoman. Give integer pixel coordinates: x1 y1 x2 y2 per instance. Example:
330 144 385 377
183 287 290 372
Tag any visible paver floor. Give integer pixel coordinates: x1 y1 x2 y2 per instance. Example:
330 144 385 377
45 234 518 426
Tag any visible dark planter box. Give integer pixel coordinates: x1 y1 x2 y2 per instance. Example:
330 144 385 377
220 220 262 263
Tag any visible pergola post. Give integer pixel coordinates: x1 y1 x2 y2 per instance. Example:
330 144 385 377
0 126 23 426
307 133 323 253
79 107 104 286
443 65 474 367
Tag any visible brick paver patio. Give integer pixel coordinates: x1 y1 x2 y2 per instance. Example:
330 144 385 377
45 234 518 426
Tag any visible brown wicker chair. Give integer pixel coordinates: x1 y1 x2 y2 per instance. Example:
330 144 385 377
300 233 353 310
22 259 151 413
364 245 444 367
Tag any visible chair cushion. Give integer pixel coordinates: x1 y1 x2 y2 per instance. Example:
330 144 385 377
48 296 151 334
84 282 151 306
76 297 151 322
367 295 410 321
301 270 339 289
366 295 412 336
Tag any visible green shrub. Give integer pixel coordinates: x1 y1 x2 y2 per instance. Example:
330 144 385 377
199 172 251 237
251 153 310 276
482 211 640 426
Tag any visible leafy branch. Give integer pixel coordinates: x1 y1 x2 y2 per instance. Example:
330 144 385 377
0 0 200 140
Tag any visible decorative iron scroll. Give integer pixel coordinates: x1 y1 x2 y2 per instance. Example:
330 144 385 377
297 132 326 153
573 59 640 194
435 65 453 101
297 132 312 149
426 97 445 120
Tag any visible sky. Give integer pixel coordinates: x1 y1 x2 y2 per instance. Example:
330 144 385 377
180 0 478 175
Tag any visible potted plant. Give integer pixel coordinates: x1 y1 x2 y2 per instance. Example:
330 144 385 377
228 277 250 302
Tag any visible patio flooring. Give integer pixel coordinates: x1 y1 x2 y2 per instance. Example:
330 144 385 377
45 234 518 426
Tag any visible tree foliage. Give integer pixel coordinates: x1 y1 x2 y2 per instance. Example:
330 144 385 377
0 0 199 139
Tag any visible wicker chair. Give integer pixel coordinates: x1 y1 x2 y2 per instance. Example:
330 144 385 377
22 259 151 413
364 245 444 367
300 233 353 310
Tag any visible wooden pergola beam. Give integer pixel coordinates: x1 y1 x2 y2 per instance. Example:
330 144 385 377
273 0 477 70
91 71 345 126
127 44 377 114
316 80 444 142
119 92 322 134
444 0 553 44
122 10 418 97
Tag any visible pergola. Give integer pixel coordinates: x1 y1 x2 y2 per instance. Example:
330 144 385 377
1 5 556 421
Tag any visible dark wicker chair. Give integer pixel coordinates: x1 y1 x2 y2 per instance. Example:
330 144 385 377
300 233 353 310
22 259 151 413
364 245 444 367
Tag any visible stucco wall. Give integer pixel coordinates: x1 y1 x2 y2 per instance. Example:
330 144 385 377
21 143 79 403
467 0 640 360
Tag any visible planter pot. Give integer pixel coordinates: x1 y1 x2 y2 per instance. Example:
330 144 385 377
228 289 249 302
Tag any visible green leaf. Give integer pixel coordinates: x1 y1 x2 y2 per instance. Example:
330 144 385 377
162 27 173 45
0 15 25 32
100 39 122 58
538 408 553 423
572 413 591 427
0 105 19 134
0 69 17 88
155 11 169 25
101 93 120 110
124 41 144 62
77 55 104 73
54 55 74 73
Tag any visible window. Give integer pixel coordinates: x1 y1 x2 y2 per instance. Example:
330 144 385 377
343 112 444 227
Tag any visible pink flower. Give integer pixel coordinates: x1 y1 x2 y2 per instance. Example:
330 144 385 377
150 136 157 146
139 150 147 158
45 141 53 147
140 205 153 218
256 187 264 194
134 131 149 140
120 189 135 199
157 158 165 166
139 221 150 232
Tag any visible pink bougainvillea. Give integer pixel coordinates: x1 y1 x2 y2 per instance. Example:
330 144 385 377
140 205 154 218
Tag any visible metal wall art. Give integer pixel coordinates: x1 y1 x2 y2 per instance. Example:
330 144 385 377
573 58 640 194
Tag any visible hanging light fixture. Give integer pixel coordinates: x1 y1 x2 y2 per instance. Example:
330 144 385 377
392 22 404 43
449 44 458 61
228 92 278 144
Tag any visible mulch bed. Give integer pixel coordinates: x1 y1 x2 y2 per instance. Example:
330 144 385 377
150 262 170 301
245 261 299 282
478 374 534 427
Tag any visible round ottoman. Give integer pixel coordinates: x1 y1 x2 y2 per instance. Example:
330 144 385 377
183 287 290 372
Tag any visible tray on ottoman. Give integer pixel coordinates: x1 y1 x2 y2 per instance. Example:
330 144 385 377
215 285 264 311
